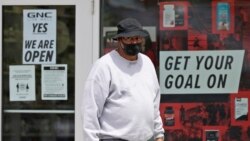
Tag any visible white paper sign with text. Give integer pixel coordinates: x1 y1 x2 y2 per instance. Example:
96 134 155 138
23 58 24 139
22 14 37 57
23 9 57 64
160 50 244 94
42 64 67 100
9 65 36 101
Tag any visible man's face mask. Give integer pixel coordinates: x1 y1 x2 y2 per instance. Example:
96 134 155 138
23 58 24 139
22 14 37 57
121 36 142 56
122 43 141 56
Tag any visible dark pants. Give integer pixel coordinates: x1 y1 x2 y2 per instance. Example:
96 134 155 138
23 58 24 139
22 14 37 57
100 139 127 141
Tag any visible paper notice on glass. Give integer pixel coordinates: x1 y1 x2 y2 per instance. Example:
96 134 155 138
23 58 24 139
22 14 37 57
163 4 175 27
42 64 67 100
23 9 57 64
9 65 36 101
235 97 248 121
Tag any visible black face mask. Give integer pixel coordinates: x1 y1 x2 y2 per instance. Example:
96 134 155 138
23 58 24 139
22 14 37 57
123 43 141 56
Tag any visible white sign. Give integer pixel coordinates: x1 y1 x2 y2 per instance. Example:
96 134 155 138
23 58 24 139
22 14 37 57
23 9 57 64
160 50 244 94
235 97 248 120
42 64 67 100
163 4 175 27
9 65 36 101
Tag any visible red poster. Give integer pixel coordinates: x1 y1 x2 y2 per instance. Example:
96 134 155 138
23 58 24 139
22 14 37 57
211 0 235 34
188 33 208 50
159 2 189 30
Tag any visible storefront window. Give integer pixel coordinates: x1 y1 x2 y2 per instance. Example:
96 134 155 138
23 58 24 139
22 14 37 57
100 0 159 69
2 5 75 141
100 0 250 140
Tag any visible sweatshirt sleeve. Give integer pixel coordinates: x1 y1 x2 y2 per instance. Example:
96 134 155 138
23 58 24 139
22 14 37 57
153 84 165 140
81 61 110 141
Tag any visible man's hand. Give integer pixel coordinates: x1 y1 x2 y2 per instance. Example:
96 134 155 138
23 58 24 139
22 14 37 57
155 137 164 141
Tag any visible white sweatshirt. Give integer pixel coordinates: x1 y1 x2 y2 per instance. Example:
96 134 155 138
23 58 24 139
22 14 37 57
82 50 164 141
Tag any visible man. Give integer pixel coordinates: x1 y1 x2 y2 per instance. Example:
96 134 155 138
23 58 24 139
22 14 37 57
82 18 164 141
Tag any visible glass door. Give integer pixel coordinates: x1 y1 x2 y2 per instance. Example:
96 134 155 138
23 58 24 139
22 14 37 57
2 5 75 141
1 0 92 141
